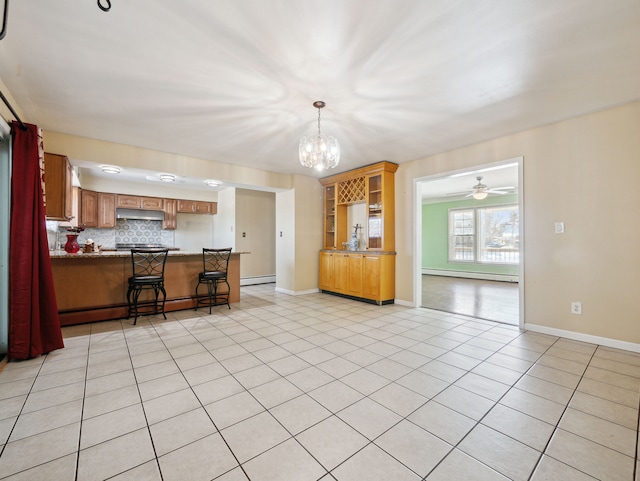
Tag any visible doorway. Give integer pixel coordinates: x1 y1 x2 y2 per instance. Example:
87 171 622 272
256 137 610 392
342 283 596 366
414 158 523 327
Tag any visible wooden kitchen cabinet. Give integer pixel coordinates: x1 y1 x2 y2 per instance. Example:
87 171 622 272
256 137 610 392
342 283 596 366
162 198 177 230
319 251 334 290
362 254 395 302
319 251 394 304
318 161 397 304
44 153 73 221
116 194 141 208
116 194 163 210
98 192 116 228
177 199 217 214
79 189 98 227
80 190 115 229
346 253 363 297
142 196 164 210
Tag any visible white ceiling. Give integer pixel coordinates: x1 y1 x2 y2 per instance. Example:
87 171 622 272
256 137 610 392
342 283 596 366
1 0 639 191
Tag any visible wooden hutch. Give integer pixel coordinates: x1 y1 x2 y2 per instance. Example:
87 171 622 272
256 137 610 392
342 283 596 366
319 161 397 304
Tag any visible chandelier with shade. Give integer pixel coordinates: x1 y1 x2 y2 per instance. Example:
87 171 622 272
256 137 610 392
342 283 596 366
299 101 340 171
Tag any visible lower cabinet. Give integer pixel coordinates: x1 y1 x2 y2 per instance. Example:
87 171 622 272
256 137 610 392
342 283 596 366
319 251 395 304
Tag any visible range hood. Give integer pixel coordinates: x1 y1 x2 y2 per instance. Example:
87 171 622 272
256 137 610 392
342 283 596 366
116 208 164 221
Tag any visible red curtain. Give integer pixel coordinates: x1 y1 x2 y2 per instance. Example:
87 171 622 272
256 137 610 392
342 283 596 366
8 122 64 360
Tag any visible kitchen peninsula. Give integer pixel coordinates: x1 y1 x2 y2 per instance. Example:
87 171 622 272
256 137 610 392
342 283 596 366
50 250 244 326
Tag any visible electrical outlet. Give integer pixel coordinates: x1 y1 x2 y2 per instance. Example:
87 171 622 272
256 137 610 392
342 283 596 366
571 301 582 315
555 222 565 234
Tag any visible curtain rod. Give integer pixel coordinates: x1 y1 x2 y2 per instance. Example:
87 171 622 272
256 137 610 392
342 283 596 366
0 90 27 130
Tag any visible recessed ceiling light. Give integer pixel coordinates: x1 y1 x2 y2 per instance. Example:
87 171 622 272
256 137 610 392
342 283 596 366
101 165 120 174
159 174 176 182
205 179 221 187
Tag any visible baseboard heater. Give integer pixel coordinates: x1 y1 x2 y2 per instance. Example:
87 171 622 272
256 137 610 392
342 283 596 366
240 275 276 286
422 269 518 283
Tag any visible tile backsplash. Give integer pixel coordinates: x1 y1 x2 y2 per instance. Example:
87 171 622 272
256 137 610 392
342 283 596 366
48 219 174 249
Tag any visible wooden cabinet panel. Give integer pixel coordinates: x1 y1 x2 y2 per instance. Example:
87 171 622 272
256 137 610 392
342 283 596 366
177 199 196 213
44 153 73 221
362 255 381 298
346 254 363 297
98 193 116 228
116 194 163 210
194 201 211 214
116 194 141 208
319 252 333 290
79 189 98 227
177 199 216 214
141 196 163 210
362 254 395 302
333 253 348 293
163 198 177 230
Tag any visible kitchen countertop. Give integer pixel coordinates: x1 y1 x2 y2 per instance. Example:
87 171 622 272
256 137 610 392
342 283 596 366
49 250 249 259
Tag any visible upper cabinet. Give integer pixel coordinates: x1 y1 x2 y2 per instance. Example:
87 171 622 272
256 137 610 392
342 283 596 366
98 193 116 228
177 199 217 214
44 153 73 221
79 190 116 228
319 161 397 251
79 189 98 228
162 198 177 230
116 194 163 210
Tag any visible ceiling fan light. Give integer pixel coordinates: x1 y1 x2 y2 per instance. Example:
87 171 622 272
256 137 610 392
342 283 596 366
472 191 488 200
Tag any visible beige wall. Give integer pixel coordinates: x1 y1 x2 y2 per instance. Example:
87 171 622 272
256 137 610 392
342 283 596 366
275 176 323 294
42 131 294 192
396 101 640 346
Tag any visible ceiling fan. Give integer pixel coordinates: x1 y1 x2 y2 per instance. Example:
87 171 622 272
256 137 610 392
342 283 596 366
466 176 512 199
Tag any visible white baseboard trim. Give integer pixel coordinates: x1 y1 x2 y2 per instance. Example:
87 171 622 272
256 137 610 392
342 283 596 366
274 287 320 296
241 275 276 286
524 323 640 354
422 269 518 283
394 299 413 307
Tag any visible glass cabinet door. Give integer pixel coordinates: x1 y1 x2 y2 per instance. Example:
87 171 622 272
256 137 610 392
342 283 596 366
324 185 336 249
367 174 383 250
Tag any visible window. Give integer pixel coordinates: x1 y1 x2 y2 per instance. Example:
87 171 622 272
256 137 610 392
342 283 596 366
449 209 474 261
449 204 519 264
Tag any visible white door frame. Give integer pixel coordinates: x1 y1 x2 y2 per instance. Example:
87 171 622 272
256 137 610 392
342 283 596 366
412 156 524 329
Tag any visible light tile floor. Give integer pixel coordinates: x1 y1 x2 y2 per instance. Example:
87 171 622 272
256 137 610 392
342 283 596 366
0 284 639 481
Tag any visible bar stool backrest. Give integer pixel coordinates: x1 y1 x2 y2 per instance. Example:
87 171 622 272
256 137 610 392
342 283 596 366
130 249 169 280
202 248 232 276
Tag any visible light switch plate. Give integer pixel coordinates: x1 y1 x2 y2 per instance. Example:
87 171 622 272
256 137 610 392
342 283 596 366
554 222 565 234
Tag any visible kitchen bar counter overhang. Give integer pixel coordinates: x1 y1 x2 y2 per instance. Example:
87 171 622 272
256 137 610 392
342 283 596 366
50 251 247 326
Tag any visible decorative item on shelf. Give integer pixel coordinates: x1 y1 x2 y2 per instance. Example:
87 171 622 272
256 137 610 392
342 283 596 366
64 226 84 254
83 239 95 253
299 100 340 171
348 224 361 251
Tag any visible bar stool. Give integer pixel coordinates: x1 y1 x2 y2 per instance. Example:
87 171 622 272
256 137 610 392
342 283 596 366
127 248 169 324
195 247 232 313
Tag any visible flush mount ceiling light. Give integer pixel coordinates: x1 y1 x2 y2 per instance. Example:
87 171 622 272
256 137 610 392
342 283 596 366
205 179 222 187
101 165 120 174
159 173 176 182
299 100 340 171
